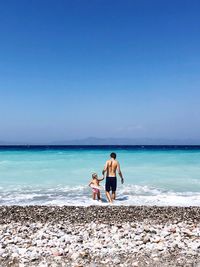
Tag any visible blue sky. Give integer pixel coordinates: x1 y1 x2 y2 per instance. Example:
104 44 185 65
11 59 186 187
0 0 200 143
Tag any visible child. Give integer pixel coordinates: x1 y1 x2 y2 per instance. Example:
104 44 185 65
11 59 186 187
88 173 104 201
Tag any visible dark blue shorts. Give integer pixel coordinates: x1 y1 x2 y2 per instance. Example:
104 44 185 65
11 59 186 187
105 177 117 192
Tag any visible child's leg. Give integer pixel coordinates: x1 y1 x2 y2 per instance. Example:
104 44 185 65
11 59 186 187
92 192 96 200
97 191 101 200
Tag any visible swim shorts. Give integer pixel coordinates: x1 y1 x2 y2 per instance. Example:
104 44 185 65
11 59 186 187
105 177 117 192
92 188 100 194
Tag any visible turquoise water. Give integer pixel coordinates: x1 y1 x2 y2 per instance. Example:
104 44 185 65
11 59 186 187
0 146 200 206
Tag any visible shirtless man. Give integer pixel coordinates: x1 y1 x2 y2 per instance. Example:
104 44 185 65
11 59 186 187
102 152 124 203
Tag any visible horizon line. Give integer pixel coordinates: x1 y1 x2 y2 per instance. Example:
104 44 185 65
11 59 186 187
1 144 200 147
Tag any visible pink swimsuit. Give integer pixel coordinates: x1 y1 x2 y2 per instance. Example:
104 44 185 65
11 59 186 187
92 188 100 194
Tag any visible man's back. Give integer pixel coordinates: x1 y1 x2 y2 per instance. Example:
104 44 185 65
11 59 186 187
106 159 118 177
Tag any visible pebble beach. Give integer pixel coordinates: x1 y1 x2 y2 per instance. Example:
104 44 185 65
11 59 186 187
0 206 200 266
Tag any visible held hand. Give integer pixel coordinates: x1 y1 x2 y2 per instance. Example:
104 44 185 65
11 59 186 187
121 178 124 184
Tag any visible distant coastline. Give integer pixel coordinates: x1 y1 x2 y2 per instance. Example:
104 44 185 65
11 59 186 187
0 137 200 146
1 145 200 151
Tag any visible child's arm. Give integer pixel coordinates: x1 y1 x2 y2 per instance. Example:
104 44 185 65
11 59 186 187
88 180 93 187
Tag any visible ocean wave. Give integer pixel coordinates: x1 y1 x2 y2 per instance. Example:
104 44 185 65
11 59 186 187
0 184 200 206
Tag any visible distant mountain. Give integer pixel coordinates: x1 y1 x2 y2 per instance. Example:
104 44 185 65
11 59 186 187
0 141 16 145
0 137 200 145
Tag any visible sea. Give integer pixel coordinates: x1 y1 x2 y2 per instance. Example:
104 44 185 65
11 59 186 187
0 145 200 206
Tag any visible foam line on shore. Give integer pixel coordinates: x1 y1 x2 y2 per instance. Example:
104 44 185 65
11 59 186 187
1 184 200 206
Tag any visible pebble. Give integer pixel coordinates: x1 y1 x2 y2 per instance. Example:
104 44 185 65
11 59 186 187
0 206 200 266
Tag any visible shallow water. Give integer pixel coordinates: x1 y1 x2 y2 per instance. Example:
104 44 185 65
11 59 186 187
0 146 200 206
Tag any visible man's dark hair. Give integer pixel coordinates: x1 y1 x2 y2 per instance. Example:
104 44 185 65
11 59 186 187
110 152 116 159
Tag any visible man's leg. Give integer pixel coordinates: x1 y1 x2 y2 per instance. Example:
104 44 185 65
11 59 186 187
105 177 112 203
106 191 112 203
112 191 116 200
111 177 117 201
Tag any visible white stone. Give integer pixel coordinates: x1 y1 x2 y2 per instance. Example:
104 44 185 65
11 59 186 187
0 248 5 256
71 252 80 260
161 231 171 238
11 252 19 258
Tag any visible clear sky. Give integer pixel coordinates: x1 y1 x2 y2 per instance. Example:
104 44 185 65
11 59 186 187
0 0 200 143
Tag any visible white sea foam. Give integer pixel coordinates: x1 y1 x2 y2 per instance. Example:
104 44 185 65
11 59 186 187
1 184 200 207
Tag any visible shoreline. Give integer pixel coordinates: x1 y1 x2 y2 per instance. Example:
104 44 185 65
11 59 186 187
1 206 200 266
1 205 200 224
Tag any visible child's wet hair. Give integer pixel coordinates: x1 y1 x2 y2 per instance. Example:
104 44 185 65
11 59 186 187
92 173 98 179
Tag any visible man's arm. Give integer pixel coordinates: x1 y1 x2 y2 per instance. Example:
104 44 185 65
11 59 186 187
102 161 108 176
117 162 124 184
